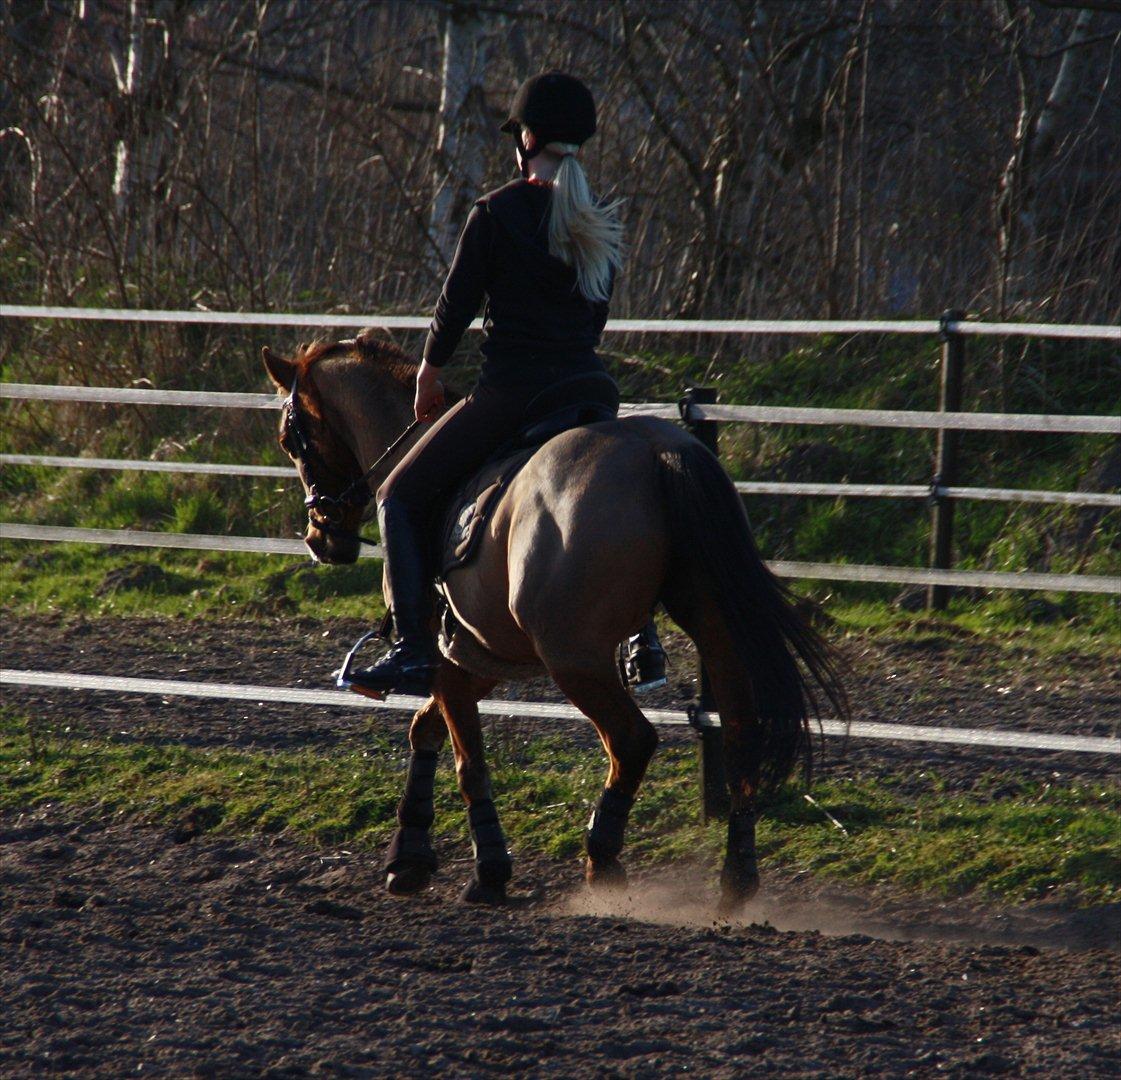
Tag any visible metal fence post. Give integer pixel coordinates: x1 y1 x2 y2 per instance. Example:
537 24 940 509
682 386 730 822
927 310 966 610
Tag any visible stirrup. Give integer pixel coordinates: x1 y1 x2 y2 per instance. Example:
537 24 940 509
621 632 668 694
336 629 390 699
337 635 438 699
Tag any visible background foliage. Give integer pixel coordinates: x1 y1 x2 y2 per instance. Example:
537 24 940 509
1 0 1118 617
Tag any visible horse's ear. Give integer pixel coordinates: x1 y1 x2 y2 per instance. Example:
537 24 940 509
262 346 296 391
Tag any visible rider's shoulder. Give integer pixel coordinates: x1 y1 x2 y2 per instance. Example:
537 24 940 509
474 179 537 212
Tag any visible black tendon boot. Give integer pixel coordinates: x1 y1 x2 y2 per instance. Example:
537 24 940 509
342 498 439 696
622 620 667 693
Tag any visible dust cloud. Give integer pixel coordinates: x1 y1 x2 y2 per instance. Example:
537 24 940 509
558 867 1120 953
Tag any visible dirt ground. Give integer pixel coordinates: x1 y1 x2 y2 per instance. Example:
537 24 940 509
1 806 1117 1079
2 612 1120 1077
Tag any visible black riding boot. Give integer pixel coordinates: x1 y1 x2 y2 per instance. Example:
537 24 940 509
622 620 667 693
342 498 439 696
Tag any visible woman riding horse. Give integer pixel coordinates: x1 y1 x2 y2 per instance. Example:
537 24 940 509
264 82 848 901
347 71 664 697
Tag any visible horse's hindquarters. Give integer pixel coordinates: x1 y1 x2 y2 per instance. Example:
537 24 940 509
442 424 671 672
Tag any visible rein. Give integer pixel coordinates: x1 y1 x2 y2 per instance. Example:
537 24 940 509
282 371 423 549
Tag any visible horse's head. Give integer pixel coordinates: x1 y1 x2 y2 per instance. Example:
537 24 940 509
263 342 371 565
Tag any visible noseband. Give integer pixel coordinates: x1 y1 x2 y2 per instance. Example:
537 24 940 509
281 372 422 549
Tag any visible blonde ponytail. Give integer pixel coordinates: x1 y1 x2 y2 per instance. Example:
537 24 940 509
543 140 624 303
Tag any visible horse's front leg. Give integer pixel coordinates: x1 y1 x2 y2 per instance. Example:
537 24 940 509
384 696 448 896
434 664 509 904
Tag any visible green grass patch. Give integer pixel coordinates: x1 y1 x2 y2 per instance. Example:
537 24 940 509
760 777 1121 906
828 598 1120 657
2 540 1116 653
0 544 385 621
3 709 1117 907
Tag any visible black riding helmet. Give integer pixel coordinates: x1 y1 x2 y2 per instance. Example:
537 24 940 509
500 71 597 163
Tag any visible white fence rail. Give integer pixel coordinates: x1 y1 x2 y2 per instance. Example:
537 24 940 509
3 303 1120 340
2 453 1118 509
1 524 1117 596
3 668 1118 754
0 453 294 479
0 523 323 557
3 382 1119 434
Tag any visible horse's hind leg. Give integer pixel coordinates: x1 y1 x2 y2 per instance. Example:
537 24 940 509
433 664 509 904
547 660 658 891
663 592 766 914
385 695 448 896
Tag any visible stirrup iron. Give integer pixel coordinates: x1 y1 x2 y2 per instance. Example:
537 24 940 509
621 623 668 693
336 628 389 699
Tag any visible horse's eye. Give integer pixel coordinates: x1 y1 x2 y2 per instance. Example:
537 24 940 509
280 410 301 455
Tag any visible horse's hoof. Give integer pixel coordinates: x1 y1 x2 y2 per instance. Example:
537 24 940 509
586 857 628 891
718 863 760 915
460 878 507 905
716 887 754 918
385 864 432 896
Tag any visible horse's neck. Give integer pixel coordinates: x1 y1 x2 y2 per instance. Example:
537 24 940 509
331 362 416 472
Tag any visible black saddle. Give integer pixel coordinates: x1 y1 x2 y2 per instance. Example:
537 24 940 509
515 370 619 448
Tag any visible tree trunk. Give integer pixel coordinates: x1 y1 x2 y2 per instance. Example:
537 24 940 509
111 0 145 236
997 6 1097 312
430 2 490 275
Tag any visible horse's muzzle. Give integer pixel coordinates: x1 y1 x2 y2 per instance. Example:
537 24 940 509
304 523 361 565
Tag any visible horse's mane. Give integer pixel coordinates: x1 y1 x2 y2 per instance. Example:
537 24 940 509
285 333 417 424
292 331 418 391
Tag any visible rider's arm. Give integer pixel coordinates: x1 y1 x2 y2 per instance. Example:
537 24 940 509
423 204 492 370
414 360 444 421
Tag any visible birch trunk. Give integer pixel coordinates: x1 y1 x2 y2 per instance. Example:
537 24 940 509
429 3 490 276
111 0 145 231
997 7 1097 312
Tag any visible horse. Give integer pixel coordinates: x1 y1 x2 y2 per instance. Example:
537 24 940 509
262 332 848 912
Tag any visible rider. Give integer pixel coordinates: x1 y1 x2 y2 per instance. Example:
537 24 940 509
346 71 665 697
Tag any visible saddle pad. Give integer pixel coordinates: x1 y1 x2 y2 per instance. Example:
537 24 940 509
440 446 537 576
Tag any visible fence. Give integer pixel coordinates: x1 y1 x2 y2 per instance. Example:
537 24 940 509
2 304 1118 601
2 305 1119 817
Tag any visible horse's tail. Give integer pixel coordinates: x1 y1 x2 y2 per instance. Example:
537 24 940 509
657 440 849 793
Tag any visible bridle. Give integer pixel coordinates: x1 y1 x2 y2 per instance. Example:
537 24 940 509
281 371 422 549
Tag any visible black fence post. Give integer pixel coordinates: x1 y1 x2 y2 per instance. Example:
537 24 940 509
927 310 966 611
682 386 730 822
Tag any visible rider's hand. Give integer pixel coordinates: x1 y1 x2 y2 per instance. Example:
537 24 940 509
414 361 445 422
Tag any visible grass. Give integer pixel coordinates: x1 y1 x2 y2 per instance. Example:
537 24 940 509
829 598 1120 658
0 544 386 621
4 538 1116 653
3 708 1118 907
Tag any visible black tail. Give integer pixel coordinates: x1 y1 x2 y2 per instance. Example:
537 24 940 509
658 441 849 792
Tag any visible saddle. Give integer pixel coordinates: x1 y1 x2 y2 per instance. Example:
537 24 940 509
438 371 619 578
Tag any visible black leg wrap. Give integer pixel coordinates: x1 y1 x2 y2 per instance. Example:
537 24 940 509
468 799 511 885
385 751 439 874
586 788 634 862
721 805 759 894
397 750 438 829
385 825 437 874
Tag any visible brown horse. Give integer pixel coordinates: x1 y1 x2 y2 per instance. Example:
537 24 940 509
262 333 847 911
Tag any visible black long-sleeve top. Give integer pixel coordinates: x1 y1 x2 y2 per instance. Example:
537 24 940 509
422 179 612 388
